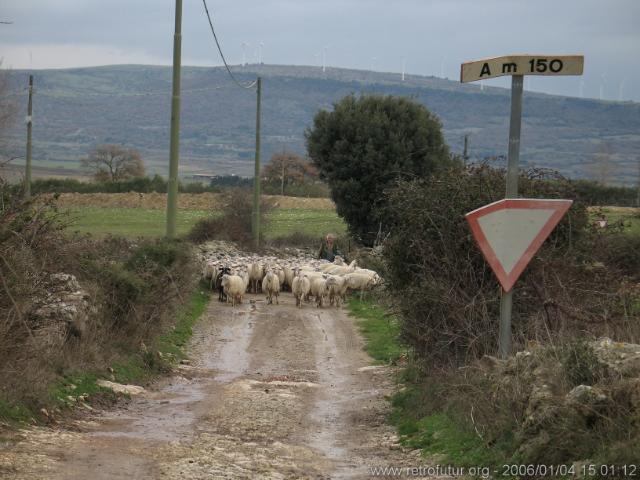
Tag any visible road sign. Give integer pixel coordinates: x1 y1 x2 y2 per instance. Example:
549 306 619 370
465 198 573 292
460 54 584 83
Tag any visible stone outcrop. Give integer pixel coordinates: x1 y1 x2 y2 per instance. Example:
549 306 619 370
477 338 640 463
28 273 92 347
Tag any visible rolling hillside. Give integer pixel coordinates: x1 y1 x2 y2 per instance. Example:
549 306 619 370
3 64 639 184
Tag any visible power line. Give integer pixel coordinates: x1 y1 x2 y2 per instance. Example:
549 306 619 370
201 0 256 90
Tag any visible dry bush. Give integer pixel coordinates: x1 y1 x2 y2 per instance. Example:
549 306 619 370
439 341 638 465
383 164 638 366
0 187 196 415
187 188 271 247
265 231 321 248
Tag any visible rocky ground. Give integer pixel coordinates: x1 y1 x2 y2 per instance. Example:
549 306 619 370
0 282 423 479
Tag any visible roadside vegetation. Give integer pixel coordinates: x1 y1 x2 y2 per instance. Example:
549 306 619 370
315 94 640 470
0 186 209 426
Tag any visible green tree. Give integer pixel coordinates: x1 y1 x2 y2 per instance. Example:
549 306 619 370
305 94 450 245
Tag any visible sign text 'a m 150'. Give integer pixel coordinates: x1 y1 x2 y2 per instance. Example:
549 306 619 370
460 55 584 83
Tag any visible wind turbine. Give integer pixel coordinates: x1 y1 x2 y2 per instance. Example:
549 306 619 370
618 77 627 101
401 56 406 81
241 42 249 66
599 73 606 100
322 45 329 73
371 56 377 71
258 42 264 64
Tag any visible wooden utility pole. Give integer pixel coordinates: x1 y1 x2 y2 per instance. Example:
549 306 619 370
252 76 262 248
463 134 469 166
636 157 640 208
281 154 285 196
166 0 182 239
24 75 33 199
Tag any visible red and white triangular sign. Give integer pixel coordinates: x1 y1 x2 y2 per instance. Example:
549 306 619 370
465 198 573 292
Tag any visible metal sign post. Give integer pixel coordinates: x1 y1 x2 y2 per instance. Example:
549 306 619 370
500 74 523 358
460 54 584 358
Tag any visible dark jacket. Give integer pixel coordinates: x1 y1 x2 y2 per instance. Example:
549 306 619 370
318 241 343 262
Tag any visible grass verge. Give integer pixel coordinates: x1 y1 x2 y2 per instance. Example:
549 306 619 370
347 297 405 364
347 296 500 469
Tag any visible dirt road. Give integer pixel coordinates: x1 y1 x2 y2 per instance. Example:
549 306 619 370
1 293 421 479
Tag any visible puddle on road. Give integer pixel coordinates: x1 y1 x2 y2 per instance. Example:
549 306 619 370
89 305 256 442
200 309 254 382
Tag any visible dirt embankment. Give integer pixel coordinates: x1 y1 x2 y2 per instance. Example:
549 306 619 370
45 192 336 211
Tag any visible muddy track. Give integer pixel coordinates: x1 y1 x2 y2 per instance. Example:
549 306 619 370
0 294 421 479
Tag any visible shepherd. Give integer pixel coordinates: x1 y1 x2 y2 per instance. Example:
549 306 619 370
318 233 344 262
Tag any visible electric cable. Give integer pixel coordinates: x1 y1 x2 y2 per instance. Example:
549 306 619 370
201 0 257 90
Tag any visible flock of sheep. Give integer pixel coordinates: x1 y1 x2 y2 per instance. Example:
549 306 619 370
201 253 381 308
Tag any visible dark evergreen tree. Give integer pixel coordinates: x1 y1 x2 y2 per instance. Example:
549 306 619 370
306 94 451 245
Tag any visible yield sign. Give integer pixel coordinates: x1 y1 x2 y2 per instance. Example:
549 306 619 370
465 198 572 292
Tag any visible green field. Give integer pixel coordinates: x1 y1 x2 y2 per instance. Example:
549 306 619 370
65 207 211 237
599 207 640 235
64 206 346 239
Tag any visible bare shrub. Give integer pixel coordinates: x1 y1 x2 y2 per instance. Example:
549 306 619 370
81 144 145 182
187 188 271 247
265 231 320 248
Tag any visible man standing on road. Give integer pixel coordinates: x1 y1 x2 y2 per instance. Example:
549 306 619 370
318 233 344 262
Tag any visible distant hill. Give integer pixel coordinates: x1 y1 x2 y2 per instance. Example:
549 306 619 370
3 64 639 184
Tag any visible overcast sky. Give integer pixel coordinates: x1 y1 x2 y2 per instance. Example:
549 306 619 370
1 0 639 101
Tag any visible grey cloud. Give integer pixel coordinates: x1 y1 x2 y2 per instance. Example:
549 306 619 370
0 0 638 101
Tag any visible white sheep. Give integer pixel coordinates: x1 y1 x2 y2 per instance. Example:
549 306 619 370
202 262 219 290
343 272 376 299
274 266 286 290
325 259 357 276
309 276 329 308
248 262 264 294
261 270 280 305
326 274 347 307
319 256 344 272
283 265 295 291
291 271 311 308
221 274 246 307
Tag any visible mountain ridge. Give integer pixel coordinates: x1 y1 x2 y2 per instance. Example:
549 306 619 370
3 64 639 184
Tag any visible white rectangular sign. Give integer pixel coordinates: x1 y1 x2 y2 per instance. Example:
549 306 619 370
460 55 584 83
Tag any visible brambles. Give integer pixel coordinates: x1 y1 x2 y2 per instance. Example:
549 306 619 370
382 164 636 365
187 188 272 247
